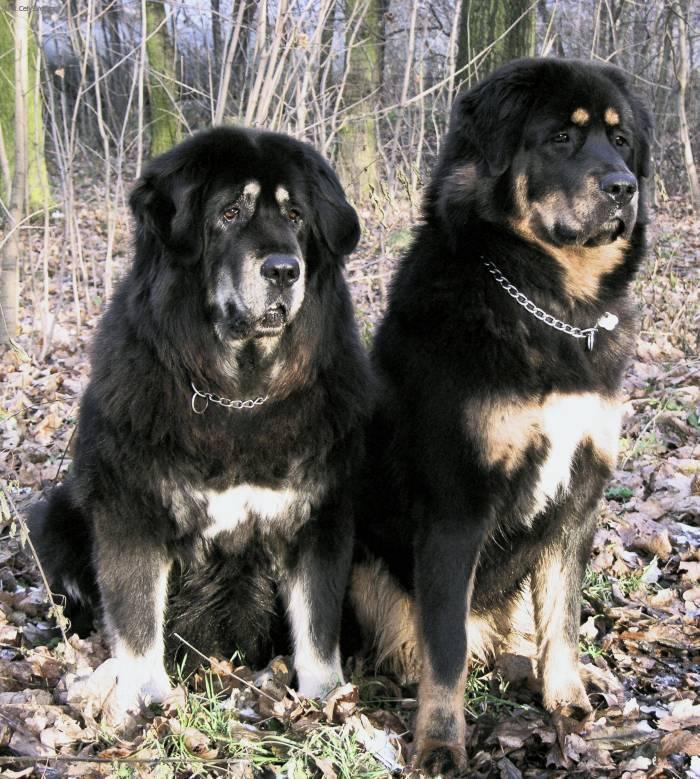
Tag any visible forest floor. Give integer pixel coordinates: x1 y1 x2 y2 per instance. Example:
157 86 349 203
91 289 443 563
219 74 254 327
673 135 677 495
0 189 699 778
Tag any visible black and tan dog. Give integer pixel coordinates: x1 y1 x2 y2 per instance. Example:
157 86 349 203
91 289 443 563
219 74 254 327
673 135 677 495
351 58 652 774
31 128 369 724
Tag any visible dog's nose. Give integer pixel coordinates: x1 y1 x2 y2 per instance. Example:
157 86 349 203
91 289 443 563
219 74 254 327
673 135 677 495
261 255 300 288
600 173 637 206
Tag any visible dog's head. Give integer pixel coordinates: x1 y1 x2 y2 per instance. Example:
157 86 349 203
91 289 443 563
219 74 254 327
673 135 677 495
129 128 359 342
438 58 653 249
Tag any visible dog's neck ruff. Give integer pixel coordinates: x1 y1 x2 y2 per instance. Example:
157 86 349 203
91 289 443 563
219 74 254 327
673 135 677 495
191 381 269 414
482 260 618 351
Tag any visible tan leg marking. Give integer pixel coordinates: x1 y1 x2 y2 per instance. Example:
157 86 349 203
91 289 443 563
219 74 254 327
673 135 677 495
287 575 344 698
532 553 591 715
102 560 172 725
350 560 421 682
350 559 501 683
413 652 469 774
465 393 621 504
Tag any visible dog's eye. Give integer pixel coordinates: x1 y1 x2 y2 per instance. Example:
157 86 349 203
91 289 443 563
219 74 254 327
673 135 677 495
287 208 302 224
552 132 570 144
614 135 628 147
223 206 240 222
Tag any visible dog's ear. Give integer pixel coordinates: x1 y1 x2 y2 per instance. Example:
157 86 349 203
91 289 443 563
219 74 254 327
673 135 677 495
448 61 538 177
307 153 361 257
130 157 203 265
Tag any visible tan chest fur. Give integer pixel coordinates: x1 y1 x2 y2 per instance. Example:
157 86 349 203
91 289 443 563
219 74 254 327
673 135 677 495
465 392 622 519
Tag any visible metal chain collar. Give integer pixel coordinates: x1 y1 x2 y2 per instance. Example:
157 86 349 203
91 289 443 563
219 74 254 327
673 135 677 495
191 381 268 414
482 259 619 351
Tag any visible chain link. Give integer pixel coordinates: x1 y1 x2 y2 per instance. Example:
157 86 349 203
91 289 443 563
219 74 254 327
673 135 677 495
191 382 268 414
482 259 618 351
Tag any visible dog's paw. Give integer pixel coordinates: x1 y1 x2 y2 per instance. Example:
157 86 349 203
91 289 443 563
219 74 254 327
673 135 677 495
138 666 172 704
101 688 138 729
412 739 467 777
542 666 592 719
95 657 171 728
297 669 345 699
65 658 121 720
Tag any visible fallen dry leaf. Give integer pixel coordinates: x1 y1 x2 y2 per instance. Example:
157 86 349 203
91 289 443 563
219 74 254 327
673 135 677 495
658 729 700 758
323 682 359 723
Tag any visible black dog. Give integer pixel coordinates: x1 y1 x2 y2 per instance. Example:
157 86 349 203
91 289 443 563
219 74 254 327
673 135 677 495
351 58 652 774
31 127 369 724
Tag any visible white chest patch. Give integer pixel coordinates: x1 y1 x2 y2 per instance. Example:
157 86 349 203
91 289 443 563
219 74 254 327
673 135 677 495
203 484 307 538
530 393 621 516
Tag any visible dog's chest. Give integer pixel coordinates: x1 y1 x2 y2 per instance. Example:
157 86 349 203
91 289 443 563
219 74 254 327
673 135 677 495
202 484 310 538
528 394 621 515
164 479 318 540
468 392 622 518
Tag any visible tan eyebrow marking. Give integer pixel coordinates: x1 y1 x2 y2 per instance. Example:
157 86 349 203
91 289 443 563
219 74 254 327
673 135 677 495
571 108 590 126
604 108 620 126
275 186 290 205
243 181 261 198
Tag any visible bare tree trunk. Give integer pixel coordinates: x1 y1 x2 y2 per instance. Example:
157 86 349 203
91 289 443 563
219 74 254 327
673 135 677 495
457 0 536 86
0 1 47 212
26 7 48 212
231 1 256 100
318 0 336 94
146 0 181 155
91 21 115 301
214 0 247 125
0 2 13 205
337 0 382 201
670 0 699 210
211 0 221 71
1 3 28 346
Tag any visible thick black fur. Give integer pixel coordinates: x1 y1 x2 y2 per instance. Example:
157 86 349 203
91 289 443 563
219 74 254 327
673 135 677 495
31 127 370 702
353 58 652 774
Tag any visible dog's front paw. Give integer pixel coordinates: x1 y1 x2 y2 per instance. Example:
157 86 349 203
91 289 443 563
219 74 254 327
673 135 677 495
296 668 344 699
542 665 592 718
412 696 468 777
97 656 171 727
412 739 467 777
